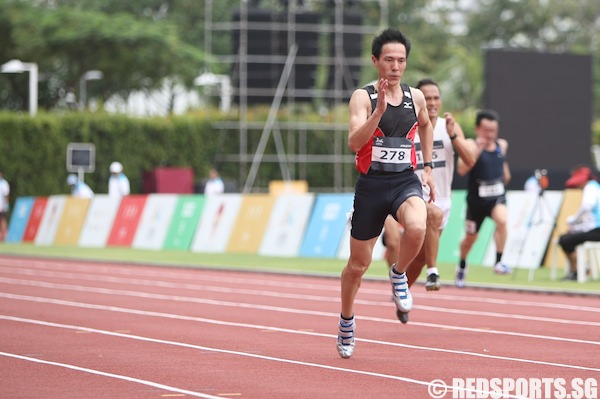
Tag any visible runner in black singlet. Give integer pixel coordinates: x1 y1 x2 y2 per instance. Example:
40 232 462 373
336 28 435 359
455 109 512 288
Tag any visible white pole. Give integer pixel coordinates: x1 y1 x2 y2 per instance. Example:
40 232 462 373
28 63 38 116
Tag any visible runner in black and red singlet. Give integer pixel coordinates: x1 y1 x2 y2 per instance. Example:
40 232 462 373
336 28 435 359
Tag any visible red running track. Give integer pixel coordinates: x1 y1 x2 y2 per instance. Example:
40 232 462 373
0 255 598 399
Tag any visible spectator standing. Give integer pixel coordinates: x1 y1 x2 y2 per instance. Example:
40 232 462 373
108 161 130 198
204 168 225 195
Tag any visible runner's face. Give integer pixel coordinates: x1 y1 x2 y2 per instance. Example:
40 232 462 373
373 42 407 84
420 84 442 119
476 119 499 144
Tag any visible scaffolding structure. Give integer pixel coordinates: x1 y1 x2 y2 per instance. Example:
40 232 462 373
204 0 388 193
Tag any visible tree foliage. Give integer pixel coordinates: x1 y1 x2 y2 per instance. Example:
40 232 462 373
0 0 204 111
465 0 599 51
0 0 599 117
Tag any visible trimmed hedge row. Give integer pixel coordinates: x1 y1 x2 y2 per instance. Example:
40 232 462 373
7 109 594 211
0 112 218 200
0 111 353 206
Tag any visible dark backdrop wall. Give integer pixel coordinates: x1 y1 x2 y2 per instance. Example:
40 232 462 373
478 49 593 191
484 50 593 189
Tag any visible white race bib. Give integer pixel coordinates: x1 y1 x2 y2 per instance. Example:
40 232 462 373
371 136 413 173
478 181 505 197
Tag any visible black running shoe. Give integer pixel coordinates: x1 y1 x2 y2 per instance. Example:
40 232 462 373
425 273 441 291
396 309 409 324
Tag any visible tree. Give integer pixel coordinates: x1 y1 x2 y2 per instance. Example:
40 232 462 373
0 0 204 112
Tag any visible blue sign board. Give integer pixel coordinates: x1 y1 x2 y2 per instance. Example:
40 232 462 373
6 196 35 243
299 193 354 258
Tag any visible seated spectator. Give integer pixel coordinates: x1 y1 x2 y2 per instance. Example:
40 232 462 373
558 165 600 281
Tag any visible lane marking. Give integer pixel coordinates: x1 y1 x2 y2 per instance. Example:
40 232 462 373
1 263 598 313
0 351 223 399
2 276 600 331
1 300 599 372
0 318 582 399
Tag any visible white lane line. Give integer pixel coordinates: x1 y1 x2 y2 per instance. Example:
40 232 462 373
0 350 223 399
1 262 598 314
0 316 591 399
1 276 599 330
1 296 599 373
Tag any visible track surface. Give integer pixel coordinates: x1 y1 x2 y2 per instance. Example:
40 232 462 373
0 255 598 399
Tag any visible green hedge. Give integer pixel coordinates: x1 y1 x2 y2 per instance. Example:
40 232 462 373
0 111 216 200
2 109 598 211
0 110 355 206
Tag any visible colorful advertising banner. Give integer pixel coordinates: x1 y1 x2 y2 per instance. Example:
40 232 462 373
259 193 315 257
34 196 67 246
437 190 467 263
226 194 277 254
438 190 495 265
484 190 563 269
6 196 35 243
78 195 122 248
546 189 582 270
22 197 48 242
107 195 148 247
54 197 91 245
299 193 354 258
163 195 205 250
132 194 178 250
191 194 242 253
336 220 386 261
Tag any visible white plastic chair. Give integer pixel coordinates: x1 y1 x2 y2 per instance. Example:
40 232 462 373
575 241 600 283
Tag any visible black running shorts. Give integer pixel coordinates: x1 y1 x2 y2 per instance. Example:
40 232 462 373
351 171 423 240
465 196 507 233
